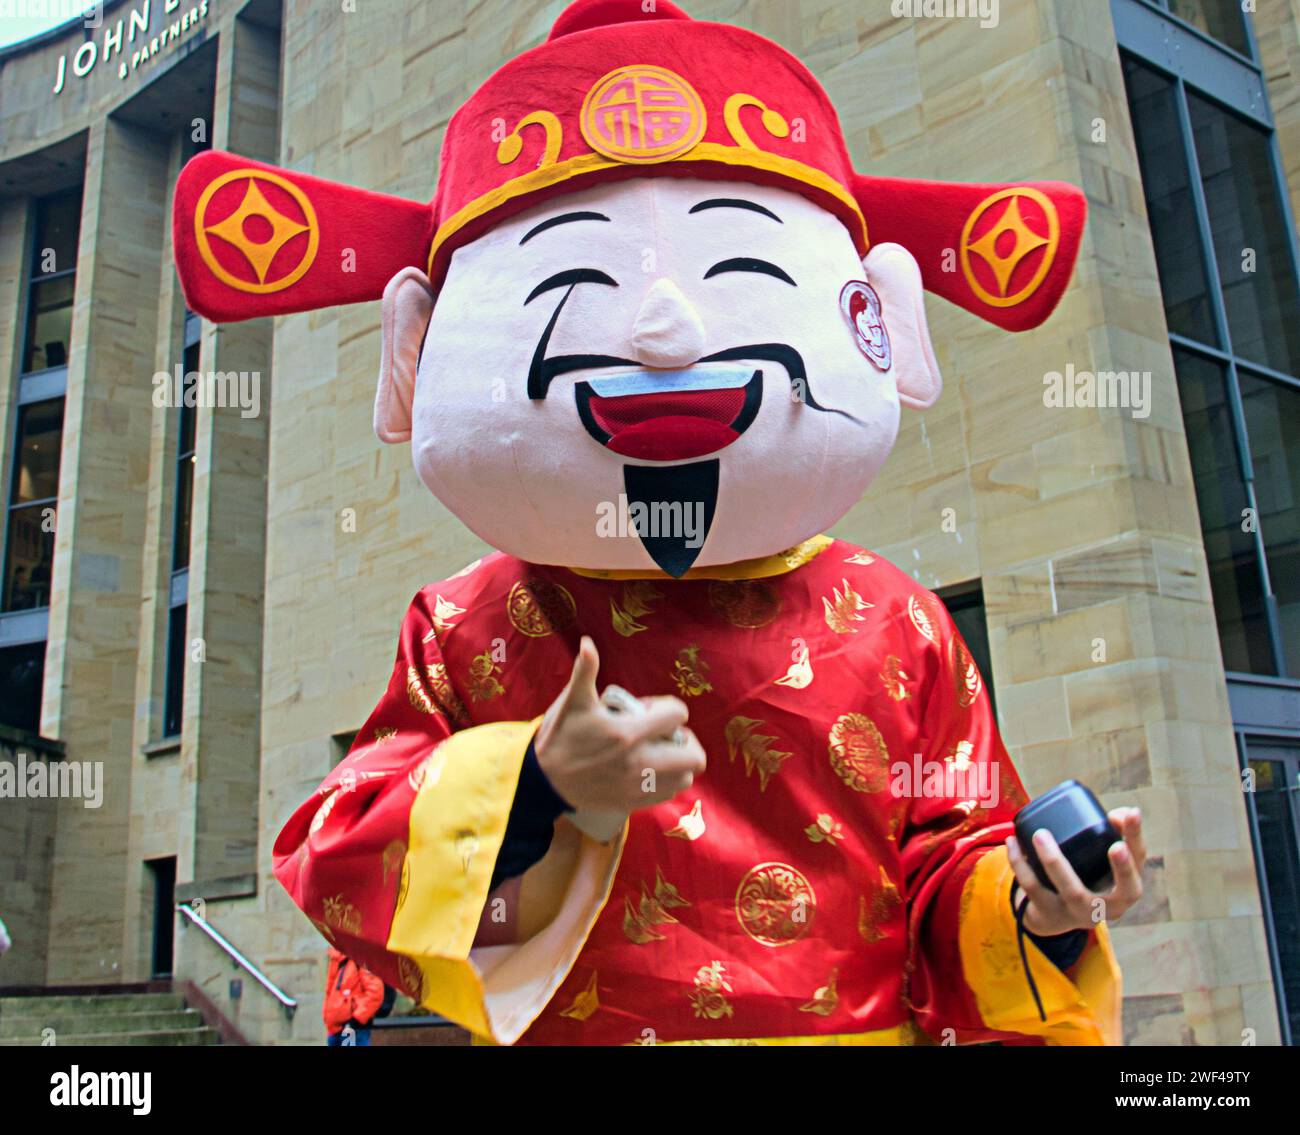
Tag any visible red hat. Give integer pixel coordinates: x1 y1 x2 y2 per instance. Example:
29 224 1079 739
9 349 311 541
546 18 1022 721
173 0 1085 332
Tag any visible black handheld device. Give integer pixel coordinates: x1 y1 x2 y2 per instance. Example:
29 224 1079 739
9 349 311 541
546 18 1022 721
1013 779 1121 893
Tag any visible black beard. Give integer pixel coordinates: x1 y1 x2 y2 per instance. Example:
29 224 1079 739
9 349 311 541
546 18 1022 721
622 460 719 577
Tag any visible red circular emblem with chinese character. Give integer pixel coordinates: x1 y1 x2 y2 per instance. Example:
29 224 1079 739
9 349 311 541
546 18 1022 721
580 65 707 164
840 280 892 371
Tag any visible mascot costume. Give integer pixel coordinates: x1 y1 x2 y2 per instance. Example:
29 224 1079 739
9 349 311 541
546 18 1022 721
172 0 1146 1045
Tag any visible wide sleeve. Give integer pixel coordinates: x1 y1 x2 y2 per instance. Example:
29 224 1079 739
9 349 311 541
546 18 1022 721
898 595 1122 1046
271 589 625 1044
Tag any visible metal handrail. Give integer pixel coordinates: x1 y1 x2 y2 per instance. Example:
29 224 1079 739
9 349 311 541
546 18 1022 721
175 902 297 1017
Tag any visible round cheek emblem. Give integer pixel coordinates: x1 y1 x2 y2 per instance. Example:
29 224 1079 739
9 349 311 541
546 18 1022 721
840 280 891 372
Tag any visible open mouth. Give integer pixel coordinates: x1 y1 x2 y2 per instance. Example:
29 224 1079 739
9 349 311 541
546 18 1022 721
575 363 762 461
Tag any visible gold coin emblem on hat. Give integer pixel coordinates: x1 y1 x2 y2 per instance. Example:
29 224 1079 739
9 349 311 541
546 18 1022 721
959 186 1060 308
194 168 319 294
580 64 707 164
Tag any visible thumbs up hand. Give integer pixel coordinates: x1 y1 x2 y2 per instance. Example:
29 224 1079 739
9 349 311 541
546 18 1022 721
534 637 706 815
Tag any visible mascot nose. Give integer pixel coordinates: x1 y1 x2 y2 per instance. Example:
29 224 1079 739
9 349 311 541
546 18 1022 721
630 278 706 369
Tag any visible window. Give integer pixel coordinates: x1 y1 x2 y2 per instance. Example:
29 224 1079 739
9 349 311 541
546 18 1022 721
0 641 46 733
162 322 201 739
1121 55 1300 680
0 190 81 735
2 399 62 612
21 191 80 376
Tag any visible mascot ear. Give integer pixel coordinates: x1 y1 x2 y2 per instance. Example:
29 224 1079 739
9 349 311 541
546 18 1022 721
864 243 942 411
375 267 436 443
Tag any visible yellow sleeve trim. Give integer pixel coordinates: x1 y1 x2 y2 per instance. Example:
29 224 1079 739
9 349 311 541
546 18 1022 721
958 846 1123 1046
386 719 626 1044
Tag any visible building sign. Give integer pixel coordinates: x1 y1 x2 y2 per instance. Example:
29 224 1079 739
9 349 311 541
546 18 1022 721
50 0 211 94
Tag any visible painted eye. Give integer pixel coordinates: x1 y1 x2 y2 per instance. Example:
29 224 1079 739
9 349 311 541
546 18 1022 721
524 268 618 306
704 258 796 286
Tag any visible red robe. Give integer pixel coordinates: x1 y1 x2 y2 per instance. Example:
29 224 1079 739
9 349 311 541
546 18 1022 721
273 536 1119 1045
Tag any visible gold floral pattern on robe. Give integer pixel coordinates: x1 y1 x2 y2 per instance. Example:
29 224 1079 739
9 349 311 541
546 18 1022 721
799 968 840 1016
858 866 903 943
610 580 662 636
690 961 734 1020
322 893 362 935
466 650 505 702
559 971 601 1021
725 716 793 791
823 577 873 633
671 644 712 697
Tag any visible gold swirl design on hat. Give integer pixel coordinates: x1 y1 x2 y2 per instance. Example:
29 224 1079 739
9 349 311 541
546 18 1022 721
497 110 563 169
724 93 790 152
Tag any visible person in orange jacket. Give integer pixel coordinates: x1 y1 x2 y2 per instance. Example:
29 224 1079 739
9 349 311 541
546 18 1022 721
323 947 385 1046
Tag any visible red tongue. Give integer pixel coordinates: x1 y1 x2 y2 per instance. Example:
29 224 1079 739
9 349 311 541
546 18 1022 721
589 387 744 433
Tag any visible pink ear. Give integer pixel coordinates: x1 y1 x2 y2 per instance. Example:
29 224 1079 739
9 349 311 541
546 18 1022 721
863 243 942 411
375 267 436 443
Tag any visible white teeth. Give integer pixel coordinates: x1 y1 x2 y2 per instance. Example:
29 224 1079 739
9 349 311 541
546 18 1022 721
588 364 753 398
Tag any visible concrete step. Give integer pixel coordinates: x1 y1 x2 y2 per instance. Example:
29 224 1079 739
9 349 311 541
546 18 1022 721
0 1008 203 1038
0 1026 219 1046
0 993 185 1018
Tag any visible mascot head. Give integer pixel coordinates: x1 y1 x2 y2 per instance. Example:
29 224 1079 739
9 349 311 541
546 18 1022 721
172 0 1085 576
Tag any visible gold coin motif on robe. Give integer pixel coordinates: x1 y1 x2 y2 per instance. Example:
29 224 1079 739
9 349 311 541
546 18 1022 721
708 578 781 628
951 635 982 707
397 955 424 1001
735 862 816 946
907 592 943 644
506 578 576 637
427 662 471 727
828 712 891 793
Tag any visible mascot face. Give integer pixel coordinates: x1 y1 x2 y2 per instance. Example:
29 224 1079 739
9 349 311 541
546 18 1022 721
379 176 941 573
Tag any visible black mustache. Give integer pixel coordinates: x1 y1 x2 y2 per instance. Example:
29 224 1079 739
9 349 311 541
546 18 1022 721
530 333 854 421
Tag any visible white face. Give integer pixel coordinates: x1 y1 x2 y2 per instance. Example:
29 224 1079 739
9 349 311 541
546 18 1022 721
407 176 921 573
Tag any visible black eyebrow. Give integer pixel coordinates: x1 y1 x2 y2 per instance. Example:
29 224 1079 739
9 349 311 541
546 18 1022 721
689 198 783 223
704 257 796 286
519 211 611 245
524 267 618 306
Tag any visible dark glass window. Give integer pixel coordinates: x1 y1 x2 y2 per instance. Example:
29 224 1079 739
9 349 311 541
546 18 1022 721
3 399 63 612
1239 374 1300 677
1165 0 1251 56
0 641 46 734
1174 350 1274 673
21 191 81 376
173 340 199 572
1188 93 1300 377
22 275 75 374
163 603 188 739
1122 59 1218 345
30 191 81 277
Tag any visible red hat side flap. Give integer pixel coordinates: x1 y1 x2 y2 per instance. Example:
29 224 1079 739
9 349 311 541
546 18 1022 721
854 174 1087 332
173 149 434 323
